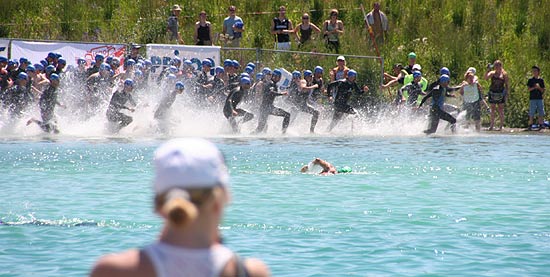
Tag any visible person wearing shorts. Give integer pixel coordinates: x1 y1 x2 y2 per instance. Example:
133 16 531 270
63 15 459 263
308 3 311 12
527 65 545 129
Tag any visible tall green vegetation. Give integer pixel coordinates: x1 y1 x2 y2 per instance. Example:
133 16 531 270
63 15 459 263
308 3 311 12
1 0 549 127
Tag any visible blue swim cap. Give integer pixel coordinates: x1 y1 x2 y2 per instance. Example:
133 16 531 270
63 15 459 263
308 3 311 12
215 66 224 74
201 59 212 67
240 72 250 78
262 67 272 75
125 59 136 66
246 62 255 70
303 70 313 77
348 69 357 78
232 60 240 68
272 69 282 76
100 63 111 71
440 67 450 76
144 60 152 67
58 58 66 65
19 57 29 64
244 66 254 74
175 81 185 90
314 66 324 73
26 65 36 72
95 54 104 61
167 73 177 80
77 58 86 65
256 72 263 79
17 72 28 80
183 59 193 66
47 52 56 59
49 73 60 81
413 71 422 78
172 57 182 65
0 56 7 63
40 60 48 67
45 65 56 73
169 65 178 73
234 21 244 28
292 70 301 78
241 76 251 84
34 63 44 71
223 59 233 67
106 56 113 64
439 74 450 83
124 78 134 87
134 70 143 77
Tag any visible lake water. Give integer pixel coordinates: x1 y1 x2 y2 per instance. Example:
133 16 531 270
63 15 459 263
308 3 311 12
1 134 549 276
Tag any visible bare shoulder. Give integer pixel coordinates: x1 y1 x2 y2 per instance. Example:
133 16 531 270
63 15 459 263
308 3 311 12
90 249 155 277
221 257 270 277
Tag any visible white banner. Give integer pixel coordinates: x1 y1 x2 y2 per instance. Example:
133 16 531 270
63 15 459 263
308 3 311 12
10 40 126 67
146 44 221 69
0 39 9 58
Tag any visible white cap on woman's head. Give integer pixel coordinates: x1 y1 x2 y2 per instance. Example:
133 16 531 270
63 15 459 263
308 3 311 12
153 138 229 194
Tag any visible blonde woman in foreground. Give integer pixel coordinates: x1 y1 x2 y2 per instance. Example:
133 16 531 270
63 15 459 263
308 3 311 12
91 138 270 277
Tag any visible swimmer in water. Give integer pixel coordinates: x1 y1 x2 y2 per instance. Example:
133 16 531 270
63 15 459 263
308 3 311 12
300 158 352 175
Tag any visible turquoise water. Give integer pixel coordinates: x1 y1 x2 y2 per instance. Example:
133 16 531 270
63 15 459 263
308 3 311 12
1 135 549 276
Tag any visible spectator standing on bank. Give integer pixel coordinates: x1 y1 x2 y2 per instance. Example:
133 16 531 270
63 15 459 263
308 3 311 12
222 6 244 47
366 2 389 46
293 13 321 47
527 65 546 130
90 138 270 277
323 9 344 53
484 60 510 131
271 6 293 50
167 4 184 44
195 11 213 45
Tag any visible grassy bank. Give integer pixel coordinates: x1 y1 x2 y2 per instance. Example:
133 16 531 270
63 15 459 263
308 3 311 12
1 0 549 127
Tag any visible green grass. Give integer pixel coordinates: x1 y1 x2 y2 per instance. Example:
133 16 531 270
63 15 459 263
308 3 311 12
1 0 549 127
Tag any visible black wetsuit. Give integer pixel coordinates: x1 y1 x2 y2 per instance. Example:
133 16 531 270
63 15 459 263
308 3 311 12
4 84 34 117
223 86 254 132
398 81 424 106
208 76 226 106
289 80 320 133
195 71 212 106
154 91 178 119
326 79 364 130
419 85 459 134
311 77 324 102
35 85 60 133
255 79 290 133
106 90 136 129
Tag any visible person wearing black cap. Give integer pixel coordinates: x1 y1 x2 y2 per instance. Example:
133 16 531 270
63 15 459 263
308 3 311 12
326 69 369 131
254 69 290 134
106 79 137 132
224 76 255 133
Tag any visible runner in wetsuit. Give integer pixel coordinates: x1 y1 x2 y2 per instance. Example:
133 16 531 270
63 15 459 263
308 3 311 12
310 66 325 104
154 81 185 120
4 72 34 118
326 70 369 131
223 76 254 133
207 66 227 106
26 73 63 133
419 74 460 134
396 70 426 108
289 70 320 133
106 79 137 132
254 69 290 134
